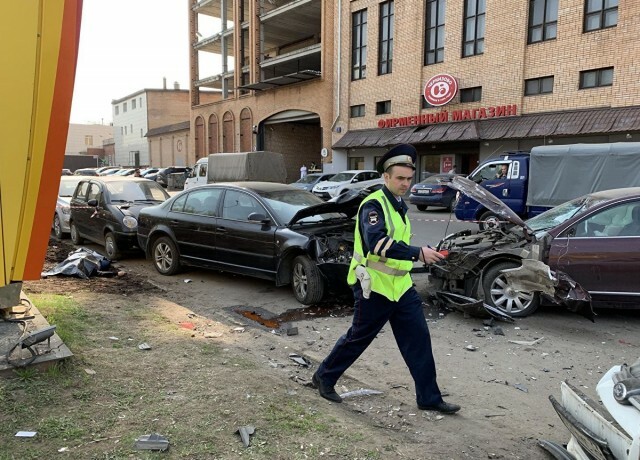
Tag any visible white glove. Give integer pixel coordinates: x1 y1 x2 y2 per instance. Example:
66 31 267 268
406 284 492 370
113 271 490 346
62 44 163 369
354 265 372 299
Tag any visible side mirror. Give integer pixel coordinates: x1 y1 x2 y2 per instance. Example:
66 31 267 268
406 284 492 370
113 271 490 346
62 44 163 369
248 212 270 224
352 178 359 183
87 199 98 207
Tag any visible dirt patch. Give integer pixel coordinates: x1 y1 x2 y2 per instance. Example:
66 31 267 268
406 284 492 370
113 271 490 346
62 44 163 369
26 237 160 296
2 237 638 459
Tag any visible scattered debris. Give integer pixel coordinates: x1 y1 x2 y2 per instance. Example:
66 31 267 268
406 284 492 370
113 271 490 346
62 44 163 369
204 332 223 338
485 413 506 418
134 433 169 451
339 388 383 399
184 279 192 283
15 431 37 438
180 322 195 330
84 368 96 375
286 327 299 336
493 326 505 336
232 327 246 333
58 447 69 452
288 353 311 367
513 383 529 393
236 425 255 448
138 343 151 351
108 336 119 341
41 248 112 279
509 337 545 346
465 345 478 351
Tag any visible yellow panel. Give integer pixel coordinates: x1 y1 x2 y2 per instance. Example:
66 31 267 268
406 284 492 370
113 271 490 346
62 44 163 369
13 2 66 280
0 1 42 285
0 0 66 283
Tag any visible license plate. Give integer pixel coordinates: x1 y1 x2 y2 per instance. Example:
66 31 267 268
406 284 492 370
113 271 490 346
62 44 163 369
417 189 431 194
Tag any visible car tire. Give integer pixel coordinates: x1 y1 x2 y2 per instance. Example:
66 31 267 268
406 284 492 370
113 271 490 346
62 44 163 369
291 255 324 304
152 236 181 275
479 211 504 230
417 205 428 212
53 214 65 239
70 222 83 244
481 261 540 317
105 232 120 260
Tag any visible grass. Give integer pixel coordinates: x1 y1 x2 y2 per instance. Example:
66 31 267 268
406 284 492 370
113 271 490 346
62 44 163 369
29 294 90 349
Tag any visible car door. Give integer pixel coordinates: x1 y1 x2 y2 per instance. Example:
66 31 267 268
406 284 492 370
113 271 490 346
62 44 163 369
85 181 107 243
215 189 278 277
70 180 91 236
468 161 516 210
168 188 222 263
548 200 640 295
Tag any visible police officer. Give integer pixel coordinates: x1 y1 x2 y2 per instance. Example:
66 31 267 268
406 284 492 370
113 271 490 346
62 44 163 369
312 144 461 414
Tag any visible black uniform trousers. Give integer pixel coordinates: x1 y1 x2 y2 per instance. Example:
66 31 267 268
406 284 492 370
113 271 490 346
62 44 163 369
316 284 444 407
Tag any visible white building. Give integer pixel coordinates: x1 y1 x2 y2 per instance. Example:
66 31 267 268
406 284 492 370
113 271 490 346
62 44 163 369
65 123 112 155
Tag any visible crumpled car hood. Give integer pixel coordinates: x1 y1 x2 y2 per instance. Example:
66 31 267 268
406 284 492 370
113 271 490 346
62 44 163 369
447 176 529 230
288 189 365 225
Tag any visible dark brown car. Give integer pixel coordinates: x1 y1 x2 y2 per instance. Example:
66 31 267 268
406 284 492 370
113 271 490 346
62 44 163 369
430 181 640 316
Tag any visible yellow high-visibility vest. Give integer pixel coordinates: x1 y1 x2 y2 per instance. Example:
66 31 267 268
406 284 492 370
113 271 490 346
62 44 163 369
347 190 414 301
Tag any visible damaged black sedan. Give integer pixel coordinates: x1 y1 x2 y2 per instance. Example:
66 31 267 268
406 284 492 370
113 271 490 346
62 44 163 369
137 182 358 304
428 177 640 318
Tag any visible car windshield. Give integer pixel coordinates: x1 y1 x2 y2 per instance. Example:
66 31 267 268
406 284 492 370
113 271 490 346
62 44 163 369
256 189 345 224
329 172 356 182
58 179 82 197
296 174 323 184
526 195 609 232
106 180 170 202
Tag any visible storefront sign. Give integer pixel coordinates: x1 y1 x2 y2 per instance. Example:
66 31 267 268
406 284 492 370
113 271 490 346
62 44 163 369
424 74 458 106
376 104 518 129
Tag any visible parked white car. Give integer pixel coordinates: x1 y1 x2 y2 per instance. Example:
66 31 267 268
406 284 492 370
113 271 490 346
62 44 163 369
312 170 383 200
52 176 83 238
184 157 208 190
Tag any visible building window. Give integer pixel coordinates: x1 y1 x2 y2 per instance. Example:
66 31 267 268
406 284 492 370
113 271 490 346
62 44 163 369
378 1 394 75
350 104 365 118
528 0 558 43
584 0 618 32
123 102 127 113
132 99 136 109
130 124 133 133
525 76 554 95
376 100 391 115
352 9 368 80
124 126 127 135
84 135 93 146
579 67 614 89
460 86 482 102
425 0 446 65
349 157 364 170
139 97 143 107
462 0 485 57
115 105 119 115
140 129 143 138
421 97 436 109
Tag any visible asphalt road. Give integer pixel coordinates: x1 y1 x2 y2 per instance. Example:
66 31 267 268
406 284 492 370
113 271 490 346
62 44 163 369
406 205 478 247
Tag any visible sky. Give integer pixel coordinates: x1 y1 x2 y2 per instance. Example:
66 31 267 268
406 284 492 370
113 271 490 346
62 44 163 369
69 0 192 125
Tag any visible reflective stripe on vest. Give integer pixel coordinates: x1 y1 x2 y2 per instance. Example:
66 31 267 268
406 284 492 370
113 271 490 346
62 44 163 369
352 252 410 277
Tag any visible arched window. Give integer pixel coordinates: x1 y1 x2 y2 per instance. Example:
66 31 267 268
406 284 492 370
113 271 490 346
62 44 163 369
240 108 253 152
208 114 219 154
222 111 234 152
194 116 205 160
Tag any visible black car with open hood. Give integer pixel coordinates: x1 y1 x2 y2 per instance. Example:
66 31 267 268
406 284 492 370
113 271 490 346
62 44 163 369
137 182 366 304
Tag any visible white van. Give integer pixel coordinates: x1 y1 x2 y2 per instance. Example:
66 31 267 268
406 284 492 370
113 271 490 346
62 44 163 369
183 157 208 190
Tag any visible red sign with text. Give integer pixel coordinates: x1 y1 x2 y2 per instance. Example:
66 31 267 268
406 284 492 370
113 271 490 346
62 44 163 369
424 74 458 106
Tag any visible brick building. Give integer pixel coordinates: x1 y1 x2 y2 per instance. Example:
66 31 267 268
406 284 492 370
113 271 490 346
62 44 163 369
112 87 195 167
332 0 640 176
189 0 335 182
188 0 640 178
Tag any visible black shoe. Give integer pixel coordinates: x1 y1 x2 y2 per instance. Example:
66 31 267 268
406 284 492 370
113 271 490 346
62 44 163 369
312 372 342 403
418 401 461 414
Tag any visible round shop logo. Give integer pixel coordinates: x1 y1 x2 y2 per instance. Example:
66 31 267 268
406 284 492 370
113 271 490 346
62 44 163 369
423 74 458 106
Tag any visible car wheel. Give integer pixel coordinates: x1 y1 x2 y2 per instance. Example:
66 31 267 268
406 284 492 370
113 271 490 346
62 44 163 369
70 222 83 244
105 232 120 260
53 214 65 239
479 211 504 230
481 261 540 317
152 236 181 275
291 255 324 304
417 205 428 212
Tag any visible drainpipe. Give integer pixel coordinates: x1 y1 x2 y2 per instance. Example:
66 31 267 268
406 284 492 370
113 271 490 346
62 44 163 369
330 0 342 134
